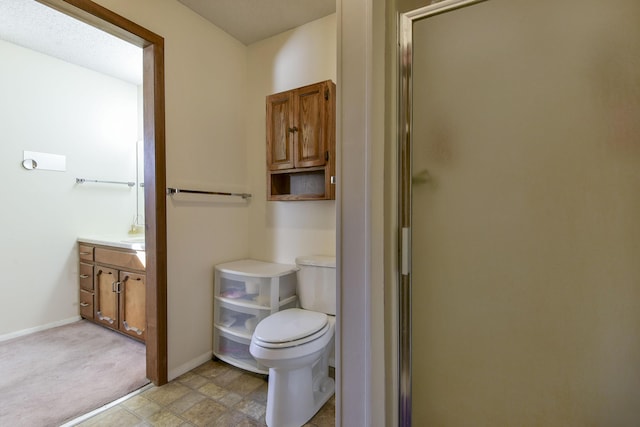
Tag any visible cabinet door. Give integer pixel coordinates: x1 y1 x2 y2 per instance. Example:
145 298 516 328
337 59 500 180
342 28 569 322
95 266 118 329
267 91 295 170
119 271 146 341
294 82 329 168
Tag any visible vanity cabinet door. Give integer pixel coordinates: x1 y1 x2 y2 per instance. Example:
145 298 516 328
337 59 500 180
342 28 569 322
119 271 146 341
95 266 119 329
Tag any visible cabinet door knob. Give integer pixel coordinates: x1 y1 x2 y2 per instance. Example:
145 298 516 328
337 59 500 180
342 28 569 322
288 126 298 133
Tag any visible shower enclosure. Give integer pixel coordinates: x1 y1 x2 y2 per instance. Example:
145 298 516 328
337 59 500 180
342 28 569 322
398 0 640 424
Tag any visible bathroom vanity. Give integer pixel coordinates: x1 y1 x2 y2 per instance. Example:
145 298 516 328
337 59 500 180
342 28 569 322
213 259 298 374
78 236 146 342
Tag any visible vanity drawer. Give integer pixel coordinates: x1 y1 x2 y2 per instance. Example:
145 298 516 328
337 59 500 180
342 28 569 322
79 262 94 291
79 245 94 262
95 247 145 271
80 290 94 319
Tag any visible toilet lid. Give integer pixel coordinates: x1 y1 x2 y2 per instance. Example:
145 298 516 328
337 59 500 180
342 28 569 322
253 308 328 344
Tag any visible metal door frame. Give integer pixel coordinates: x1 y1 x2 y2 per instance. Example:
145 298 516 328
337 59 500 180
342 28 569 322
397 1 487 424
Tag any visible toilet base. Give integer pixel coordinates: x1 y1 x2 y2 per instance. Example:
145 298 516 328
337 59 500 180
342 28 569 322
265 356 334 427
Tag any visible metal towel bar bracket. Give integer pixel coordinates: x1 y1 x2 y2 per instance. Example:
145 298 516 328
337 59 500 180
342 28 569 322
166 187 252 199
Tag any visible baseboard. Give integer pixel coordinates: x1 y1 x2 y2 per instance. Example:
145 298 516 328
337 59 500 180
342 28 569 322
0 316 81 343
168 350 213 381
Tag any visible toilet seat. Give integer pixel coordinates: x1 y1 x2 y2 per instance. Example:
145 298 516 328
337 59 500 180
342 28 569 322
253 308 329 349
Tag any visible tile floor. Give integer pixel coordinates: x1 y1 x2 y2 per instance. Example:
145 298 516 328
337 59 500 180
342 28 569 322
72 359 335 427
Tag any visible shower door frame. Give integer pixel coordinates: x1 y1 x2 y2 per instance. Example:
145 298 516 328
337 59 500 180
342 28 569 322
397 1 488 425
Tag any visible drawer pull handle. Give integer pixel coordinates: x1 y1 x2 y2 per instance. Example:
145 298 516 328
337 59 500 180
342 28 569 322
96 311 114 324
80 274 90 279
123 321 144 335
79 252 91 255
80 302 90 307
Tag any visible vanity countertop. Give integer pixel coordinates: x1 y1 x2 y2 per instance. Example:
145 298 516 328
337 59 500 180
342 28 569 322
78 235 145 251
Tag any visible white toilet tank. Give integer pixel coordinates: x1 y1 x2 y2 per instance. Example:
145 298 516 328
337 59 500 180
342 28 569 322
295 255 336 315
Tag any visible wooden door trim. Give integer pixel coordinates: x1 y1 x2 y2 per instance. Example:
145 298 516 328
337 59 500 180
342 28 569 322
37 0 168 385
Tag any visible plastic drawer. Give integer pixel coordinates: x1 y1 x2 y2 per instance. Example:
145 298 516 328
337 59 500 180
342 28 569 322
213 327 267 374
216 273 296 307
214 297 298 338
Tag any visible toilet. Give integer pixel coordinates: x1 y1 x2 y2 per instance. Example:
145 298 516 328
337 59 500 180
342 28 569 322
249 255 336 427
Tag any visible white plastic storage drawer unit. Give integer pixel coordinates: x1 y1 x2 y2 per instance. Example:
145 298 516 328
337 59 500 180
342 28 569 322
213 259 298 374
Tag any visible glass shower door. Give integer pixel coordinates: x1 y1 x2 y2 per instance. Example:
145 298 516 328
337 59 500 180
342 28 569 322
404 0 640 425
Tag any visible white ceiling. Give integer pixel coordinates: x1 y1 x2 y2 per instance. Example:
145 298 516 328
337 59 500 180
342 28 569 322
0 0 335 87
0 0 143 85
178 0 336 46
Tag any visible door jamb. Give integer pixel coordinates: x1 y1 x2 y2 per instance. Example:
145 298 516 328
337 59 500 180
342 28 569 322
36 0 168 385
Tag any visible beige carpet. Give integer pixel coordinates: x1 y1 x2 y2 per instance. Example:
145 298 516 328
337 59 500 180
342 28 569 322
0 320 148 427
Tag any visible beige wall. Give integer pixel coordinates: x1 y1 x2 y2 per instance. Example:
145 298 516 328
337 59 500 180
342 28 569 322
93 0 250 378
0 39 139 338
3 3 386 423
92 1 340 379
246 14 337 265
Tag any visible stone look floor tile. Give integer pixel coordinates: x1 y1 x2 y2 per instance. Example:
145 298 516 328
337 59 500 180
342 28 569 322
218 391 243 408
122 395 163 419
245 382 268 405
224 373 265 396
215 410 264 427
197 382 229 400
176 372 210 390
192 361 231 380
211 367 244 387
145 409 186 427
180 399 228 427
75 360 334 427
143 382 192 407
166 391 207 415
77 407 143 427
234 398 266 421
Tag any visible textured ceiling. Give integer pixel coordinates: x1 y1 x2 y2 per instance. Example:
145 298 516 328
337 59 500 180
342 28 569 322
178 0 336 45
0 0 335 86
0 0 142 85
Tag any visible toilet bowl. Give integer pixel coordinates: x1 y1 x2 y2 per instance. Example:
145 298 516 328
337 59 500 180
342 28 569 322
249 255 336 427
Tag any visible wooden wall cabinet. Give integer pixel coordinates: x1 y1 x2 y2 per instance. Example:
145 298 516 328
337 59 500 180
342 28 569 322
266 80 336 201
78 243 146 342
